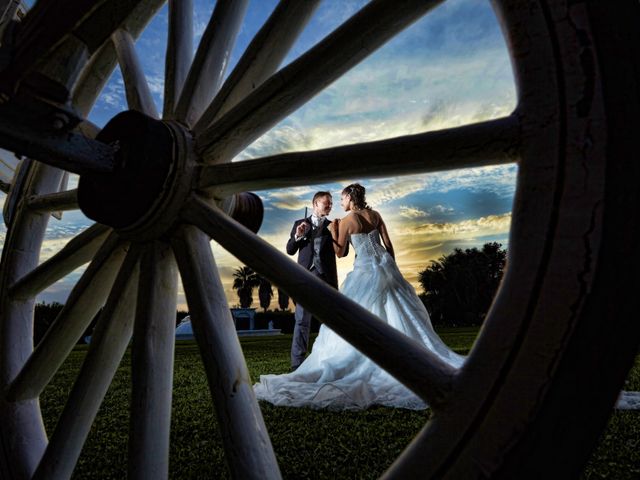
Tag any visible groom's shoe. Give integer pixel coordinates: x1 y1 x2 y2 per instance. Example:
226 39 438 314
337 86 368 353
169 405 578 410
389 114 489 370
290 365 300 372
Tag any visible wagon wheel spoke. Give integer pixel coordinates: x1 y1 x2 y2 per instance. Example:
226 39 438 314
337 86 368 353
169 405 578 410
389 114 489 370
26 188 79 213
9 223 111 300
32 245 141 480
0 118 116 176
181 198 457 409
6 234 128 401
163 0 193 119
171 225 281 479
71 0 166 117
199 115 520 197
196 0 443 164
173 0 249 127
193 0 322 132
128 241 177 479
112 28 159 118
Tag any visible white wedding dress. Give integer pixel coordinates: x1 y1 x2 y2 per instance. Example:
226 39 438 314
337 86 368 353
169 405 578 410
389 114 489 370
253 229 465 410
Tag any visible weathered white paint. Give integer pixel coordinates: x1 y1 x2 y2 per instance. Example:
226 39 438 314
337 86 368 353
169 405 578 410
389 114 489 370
112 28 159 118
6 234 127 401
199 116 519 198
26 188 79 213
32 247 140 480
163 0 193 120
9 222 110 299
128 241 177 480
172 225 282 480
173 0 249 127
193 0 321 132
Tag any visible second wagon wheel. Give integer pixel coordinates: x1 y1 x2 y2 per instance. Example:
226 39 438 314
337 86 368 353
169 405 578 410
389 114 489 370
0 0 639 479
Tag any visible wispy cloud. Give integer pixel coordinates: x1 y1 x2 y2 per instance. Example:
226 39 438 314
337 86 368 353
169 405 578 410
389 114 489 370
101 78 126 109
395 212 512 240
429 204 455 215
146 73 165 95
398 204 455 219
363 165 517 208
398 206 428 219
237 124 313 160
265 186 315 211
365 178 427 206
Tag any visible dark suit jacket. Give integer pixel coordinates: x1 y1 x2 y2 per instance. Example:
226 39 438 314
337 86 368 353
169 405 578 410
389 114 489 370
286 217 341 289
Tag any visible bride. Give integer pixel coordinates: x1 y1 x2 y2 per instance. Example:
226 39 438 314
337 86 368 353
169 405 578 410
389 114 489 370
253 184 465 410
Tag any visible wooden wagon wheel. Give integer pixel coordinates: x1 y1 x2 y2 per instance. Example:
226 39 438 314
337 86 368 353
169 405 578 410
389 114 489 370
0 0 638 478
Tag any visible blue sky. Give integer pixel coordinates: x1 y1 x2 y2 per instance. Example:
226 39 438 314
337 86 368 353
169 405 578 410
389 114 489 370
1 0 518 309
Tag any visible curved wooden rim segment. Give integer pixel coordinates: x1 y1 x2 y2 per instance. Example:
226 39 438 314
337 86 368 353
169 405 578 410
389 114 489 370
0 164 65 479
383 1 640 478
6 234 127 402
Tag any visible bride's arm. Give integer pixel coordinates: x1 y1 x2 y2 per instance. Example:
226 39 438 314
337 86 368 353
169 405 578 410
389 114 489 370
378 214 395 260
329 218 350 257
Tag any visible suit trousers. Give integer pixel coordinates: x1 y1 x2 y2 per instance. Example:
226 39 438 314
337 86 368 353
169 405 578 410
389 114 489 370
291 268 326 368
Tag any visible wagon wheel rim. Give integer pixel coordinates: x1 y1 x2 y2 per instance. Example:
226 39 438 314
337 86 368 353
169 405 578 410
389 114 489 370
0 1 638 479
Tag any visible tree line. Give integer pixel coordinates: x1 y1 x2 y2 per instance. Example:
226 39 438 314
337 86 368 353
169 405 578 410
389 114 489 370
418 242 506 326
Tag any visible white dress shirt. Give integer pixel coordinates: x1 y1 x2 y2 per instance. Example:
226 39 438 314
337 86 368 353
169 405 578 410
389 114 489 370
295 214 325 241
311 214 325 227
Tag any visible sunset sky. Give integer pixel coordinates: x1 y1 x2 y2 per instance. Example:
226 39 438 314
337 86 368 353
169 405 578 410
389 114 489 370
0 0 518 310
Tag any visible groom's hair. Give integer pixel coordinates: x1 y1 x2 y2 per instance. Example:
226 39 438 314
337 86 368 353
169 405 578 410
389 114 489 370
312 191 331 205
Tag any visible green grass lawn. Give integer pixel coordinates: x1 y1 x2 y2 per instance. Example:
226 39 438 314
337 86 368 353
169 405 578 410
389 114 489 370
39 328 639 479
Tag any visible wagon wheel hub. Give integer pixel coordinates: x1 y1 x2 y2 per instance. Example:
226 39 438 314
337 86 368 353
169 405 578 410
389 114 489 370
78 110 195 241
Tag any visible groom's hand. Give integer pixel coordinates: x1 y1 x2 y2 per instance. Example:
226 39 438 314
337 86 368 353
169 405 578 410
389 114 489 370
295 222 309 238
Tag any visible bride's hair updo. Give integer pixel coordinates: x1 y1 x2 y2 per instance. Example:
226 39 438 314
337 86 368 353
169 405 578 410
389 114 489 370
342 183 370 210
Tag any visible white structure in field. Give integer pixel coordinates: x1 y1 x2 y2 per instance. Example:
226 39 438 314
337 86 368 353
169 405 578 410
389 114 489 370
176 308 280 340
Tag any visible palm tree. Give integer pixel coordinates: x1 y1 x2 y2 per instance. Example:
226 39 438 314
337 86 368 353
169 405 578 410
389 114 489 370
232 266 259 308
258 276 274 312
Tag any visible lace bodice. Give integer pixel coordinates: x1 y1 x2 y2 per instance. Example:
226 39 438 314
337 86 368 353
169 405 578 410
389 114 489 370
350 229 388 265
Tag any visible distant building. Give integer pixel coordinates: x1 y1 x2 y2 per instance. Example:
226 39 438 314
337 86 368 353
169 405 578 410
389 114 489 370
175 308 280 340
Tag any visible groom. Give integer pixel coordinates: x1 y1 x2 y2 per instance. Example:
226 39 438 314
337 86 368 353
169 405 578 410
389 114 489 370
286 191 340 370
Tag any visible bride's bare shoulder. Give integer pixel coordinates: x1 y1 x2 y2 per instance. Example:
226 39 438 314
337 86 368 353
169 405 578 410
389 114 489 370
341 212 361 232
369 209 384 225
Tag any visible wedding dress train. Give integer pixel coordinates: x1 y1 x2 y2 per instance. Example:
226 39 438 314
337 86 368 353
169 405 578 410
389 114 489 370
253 229 465 410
